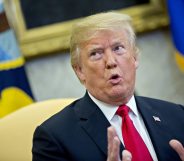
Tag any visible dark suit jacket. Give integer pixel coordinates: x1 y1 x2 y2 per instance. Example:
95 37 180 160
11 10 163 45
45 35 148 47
32 93 184 161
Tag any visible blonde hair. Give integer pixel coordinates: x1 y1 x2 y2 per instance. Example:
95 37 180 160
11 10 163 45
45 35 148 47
70 12 139 67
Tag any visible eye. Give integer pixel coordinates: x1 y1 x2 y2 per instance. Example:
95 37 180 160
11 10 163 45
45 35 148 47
89 50 103 60
113 45 126 55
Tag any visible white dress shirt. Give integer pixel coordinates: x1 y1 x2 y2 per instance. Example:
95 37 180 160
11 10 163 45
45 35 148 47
88 92 158 161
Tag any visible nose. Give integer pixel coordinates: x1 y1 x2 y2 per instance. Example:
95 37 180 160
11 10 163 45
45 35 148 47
105 50 117 69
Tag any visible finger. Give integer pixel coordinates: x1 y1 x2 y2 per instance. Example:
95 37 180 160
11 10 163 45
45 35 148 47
107 126 117 156
122 150 132 161
169 139 184 160
112 137 121 160
108 136 120 161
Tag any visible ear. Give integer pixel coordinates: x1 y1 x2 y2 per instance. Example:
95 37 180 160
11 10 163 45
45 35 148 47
134 56 139 69
135 58 139 69
73 65 86 83
133 47 139 69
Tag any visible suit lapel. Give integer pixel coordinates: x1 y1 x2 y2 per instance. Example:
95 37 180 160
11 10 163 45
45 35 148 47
75 93 111 156
135 97 179 161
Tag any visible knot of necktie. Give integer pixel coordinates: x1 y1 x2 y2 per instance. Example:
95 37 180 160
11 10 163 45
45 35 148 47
116 105 129 117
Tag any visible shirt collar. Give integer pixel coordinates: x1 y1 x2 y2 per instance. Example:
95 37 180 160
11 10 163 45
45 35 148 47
88 92 138 122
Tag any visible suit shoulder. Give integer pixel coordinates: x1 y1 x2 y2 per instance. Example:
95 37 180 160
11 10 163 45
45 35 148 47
38 98 81 131
135 96 184 108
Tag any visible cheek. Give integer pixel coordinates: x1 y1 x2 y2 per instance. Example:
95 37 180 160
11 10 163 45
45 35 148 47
87 61 105 74
122 60 137 79
82 64 100 81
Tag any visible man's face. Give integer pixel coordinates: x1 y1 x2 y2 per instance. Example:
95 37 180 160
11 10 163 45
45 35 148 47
75 30 138 105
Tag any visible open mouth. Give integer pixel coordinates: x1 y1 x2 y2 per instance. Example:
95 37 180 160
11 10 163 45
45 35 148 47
110 74 120 80
109 74 121 84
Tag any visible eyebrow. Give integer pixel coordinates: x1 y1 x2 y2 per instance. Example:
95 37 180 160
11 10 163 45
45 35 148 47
86 44 104 53
111 41 124 47
85 38 126 52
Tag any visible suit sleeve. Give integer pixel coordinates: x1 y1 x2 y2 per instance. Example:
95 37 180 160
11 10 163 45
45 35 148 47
32 126 69 161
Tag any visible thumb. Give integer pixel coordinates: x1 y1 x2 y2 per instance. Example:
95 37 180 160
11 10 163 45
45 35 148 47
122 150 132 161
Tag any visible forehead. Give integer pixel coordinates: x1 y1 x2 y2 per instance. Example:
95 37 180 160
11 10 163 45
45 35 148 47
82 29 128 48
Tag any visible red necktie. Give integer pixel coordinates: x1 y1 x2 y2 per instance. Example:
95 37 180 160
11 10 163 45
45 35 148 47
116 105 153 161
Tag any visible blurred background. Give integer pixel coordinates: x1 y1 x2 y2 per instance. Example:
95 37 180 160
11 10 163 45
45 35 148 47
1 0 184 118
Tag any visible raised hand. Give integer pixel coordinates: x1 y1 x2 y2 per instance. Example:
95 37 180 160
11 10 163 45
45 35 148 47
107 126 132 161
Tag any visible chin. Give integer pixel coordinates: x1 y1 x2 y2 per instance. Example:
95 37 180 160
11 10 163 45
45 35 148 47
110 86 132 99
109 90 124 99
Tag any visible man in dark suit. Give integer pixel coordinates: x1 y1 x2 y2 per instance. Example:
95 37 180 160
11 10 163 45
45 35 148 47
32 12 184 161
